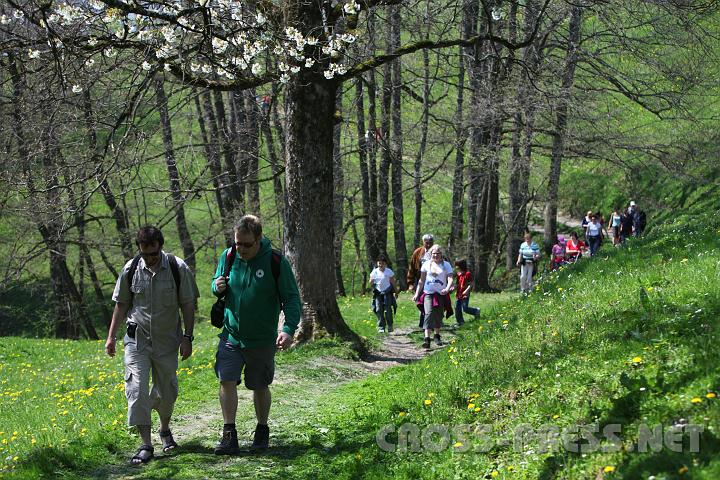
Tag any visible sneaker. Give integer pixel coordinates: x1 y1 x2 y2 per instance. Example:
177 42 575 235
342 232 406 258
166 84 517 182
250 424 269 451
457 319 465 326
377 327 385 333
214 429 240 455
422 337 431 349
434 334 443 346
387 325 394 333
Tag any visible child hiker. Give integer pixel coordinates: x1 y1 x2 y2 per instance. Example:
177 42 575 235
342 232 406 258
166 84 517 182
453 259 480 326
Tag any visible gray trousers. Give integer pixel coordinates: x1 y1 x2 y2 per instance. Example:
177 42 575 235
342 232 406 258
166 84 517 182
124 339 179 426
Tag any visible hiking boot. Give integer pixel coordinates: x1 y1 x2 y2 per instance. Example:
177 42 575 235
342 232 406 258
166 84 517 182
387 324 394 333
434 334 442 346
422 337 431 349
250 424 269 451
214 429 240 455
377 327 385 333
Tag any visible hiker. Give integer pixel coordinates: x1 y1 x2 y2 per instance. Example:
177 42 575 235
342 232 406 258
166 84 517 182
413 244 454 348
105 225 200 465
407 233 434 292
211 215 301 454
565 231 585 262
629 201 646 236
609 207 623 246
586 214 603 256
516 232 540 294
550 235 567 271
369 254 398 333
620 208 634 243
453 259 479 326
581 210 592 241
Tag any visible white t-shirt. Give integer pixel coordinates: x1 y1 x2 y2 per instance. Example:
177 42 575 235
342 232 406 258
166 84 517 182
421 260 453 294
370 267 395 292
587 222 602 237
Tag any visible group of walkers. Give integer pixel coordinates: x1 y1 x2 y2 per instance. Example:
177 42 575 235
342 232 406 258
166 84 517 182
105 215 301 464
518 200 647 293
370 234 480 350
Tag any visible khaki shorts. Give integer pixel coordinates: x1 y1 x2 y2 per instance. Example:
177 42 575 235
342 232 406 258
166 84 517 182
214 339 275 390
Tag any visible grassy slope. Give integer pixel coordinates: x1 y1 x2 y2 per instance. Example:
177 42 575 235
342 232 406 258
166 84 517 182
280 211 720 479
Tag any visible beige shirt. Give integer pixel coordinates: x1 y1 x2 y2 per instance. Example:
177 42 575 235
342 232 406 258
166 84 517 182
113 252 199 355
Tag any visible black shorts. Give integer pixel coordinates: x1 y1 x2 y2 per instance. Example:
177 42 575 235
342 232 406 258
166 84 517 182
214 339 275 390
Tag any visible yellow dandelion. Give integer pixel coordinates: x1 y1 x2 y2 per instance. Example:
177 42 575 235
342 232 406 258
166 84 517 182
678 466 689 474
491 471 499 478
706 392 717 399
398 411 406 417
604 465 616 473
691 397 703 404
453 441 463 448
468 403 476 409
552 414 560 420
474 407 481 412
632 356 642 363
424 399 432 406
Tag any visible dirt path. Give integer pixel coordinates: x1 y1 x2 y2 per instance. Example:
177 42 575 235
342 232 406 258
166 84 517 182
90 325 454 479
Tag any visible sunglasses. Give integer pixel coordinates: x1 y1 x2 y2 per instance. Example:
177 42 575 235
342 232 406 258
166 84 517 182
235 240 256 249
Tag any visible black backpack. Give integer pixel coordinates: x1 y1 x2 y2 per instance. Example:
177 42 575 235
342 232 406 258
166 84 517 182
210 246 283 328
127 253 180 300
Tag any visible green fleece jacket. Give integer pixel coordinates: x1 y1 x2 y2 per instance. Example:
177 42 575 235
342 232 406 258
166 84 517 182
211 237 301 348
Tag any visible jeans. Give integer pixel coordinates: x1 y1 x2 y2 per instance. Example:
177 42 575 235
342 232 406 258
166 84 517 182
375 302 393 329
455 297 479 324
588 235 601 256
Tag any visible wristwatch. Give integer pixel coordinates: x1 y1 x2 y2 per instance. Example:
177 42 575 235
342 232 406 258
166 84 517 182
183 334 194 342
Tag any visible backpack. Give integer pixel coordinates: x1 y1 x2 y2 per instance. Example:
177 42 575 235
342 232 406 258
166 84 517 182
127 253 180 301
210 246 283 328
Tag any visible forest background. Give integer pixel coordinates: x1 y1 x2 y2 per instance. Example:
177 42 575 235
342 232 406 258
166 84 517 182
0 0 718 345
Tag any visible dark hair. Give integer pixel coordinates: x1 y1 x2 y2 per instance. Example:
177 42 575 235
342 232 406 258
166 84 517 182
377 254 388 263
234 214 263 239
454 259 468 271
136 225 164 247
570 231 578 239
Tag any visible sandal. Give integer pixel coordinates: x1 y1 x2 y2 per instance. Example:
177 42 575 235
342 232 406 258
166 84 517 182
159 430 178 453
130 444 154 465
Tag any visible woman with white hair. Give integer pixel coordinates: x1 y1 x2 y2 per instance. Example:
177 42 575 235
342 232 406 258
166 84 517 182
413 244 454 349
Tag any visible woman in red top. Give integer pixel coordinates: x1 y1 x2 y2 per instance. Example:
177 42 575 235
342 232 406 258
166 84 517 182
454 259 480 326
565 231 586 262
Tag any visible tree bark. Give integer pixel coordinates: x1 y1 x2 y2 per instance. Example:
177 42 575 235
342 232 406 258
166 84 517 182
154 76 196 271
390 4 409 289
243 89 261 214
544 6 582 248
332 89 346 296
284 67 364 352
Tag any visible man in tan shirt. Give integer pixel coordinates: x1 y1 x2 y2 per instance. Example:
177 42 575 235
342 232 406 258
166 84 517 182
407 233 434 291
105 226 199 465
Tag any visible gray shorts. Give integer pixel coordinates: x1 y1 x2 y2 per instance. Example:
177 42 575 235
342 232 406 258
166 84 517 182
214 339 276 390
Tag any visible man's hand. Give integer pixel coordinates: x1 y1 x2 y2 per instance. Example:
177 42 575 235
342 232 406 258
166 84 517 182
105 337 116 357
180 338 192 360
215 276 227 294
276 332 292 351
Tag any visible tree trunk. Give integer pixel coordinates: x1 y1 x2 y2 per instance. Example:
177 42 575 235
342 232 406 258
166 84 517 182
284 69 364 352
389 4 408 289
378 51 392 258
243 89 261 214
215 90 244 211
544 6 582 248
355 77 377 270
260 101 285 222
448 42 467 259
332 89 346 296
154 76 196 271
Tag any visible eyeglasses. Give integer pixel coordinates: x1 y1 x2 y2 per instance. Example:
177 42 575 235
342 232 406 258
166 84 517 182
235 240 256 249
140 250 161 258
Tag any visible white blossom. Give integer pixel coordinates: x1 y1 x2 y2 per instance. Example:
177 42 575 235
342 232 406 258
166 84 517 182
72 85 83 94
28 49 41 59
290 65 300 74
251 63 263 75
256 13 266 25
279 73 290 83
85 58 95 67
343 1 360 15
142 61 153 71
306 36 318 46
304 58 315 68
491 8 504 21
278 62 290 72
0 15 9 25
13 10 24 20
104 47 116 57
201 64 212 74
87 37 98 47
341 34 356 44
323 69 335 79
212 38 228 54
273 46 284 55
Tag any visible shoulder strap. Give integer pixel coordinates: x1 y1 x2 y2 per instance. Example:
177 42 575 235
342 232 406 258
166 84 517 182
167 254 181 296
127 255 142 301
271 249 282 304
223 245 237 278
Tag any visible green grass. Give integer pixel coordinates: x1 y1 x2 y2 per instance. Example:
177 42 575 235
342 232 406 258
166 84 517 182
2 212 719 479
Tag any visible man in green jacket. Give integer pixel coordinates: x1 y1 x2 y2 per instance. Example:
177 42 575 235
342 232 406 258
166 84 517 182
211 215 301 454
